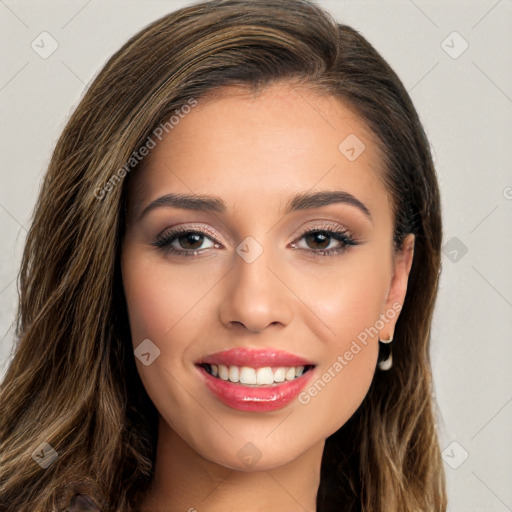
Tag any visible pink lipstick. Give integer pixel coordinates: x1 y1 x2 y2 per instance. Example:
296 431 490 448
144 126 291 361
195 347 316 412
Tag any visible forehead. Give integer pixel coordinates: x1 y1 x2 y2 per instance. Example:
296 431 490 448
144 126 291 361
127 82 388 219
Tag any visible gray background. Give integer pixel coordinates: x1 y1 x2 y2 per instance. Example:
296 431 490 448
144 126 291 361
1 1 511 510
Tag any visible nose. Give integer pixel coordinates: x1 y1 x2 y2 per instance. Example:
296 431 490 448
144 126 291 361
218 242 294 333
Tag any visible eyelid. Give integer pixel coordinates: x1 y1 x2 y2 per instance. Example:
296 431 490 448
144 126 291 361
156 223 224 243
156 219 355 246
293 219 354 239
153 219 360 261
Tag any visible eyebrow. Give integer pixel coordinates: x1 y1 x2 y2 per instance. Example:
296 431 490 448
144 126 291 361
137 190 372 222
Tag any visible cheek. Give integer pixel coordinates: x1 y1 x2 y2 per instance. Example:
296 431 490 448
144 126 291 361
290 252 389 419
122 249 216 345
295 272 384 430
121 251 211 424
291 249 391 343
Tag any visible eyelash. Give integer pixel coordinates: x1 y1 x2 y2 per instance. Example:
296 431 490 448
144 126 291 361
152 224 358 258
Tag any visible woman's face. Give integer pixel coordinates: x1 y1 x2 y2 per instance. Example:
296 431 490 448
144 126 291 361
121 82 414 471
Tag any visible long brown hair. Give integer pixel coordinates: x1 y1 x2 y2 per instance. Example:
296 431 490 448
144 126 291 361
0 0 446 510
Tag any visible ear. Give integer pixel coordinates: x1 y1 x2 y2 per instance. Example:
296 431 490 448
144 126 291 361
379 233 415 339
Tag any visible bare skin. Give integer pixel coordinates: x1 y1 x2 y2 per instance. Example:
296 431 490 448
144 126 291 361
121 82 414 512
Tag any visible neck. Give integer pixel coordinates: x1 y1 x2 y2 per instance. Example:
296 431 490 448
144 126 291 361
138 417 324 512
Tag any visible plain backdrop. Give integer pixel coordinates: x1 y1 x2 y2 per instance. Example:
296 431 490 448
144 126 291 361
1 1 511 510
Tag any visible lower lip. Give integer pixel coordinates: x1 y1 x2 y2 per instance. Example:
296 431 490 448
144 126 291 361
196 365 316 412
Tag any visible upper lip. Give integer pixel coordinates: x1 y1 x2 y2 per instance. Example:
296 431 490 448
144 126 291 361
196 347 316 369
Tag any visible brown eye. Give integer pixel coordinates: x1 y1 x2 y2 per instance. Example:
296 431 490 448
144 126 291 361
290 227 357 258
304 232 331 250
177 233 205 250
153 228 218 256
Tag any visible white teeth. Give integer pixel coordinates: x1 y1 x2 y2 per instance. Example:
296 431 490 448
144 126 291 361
218 364 229 380
208 364 310 385
228 365 239 383
273 367 285 382
239 367 256 384
256 367 274 385
285 367 296 381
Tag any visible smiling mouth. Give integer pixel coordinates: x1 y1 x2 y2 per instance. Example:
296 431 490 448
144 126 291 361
198 363 316 387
